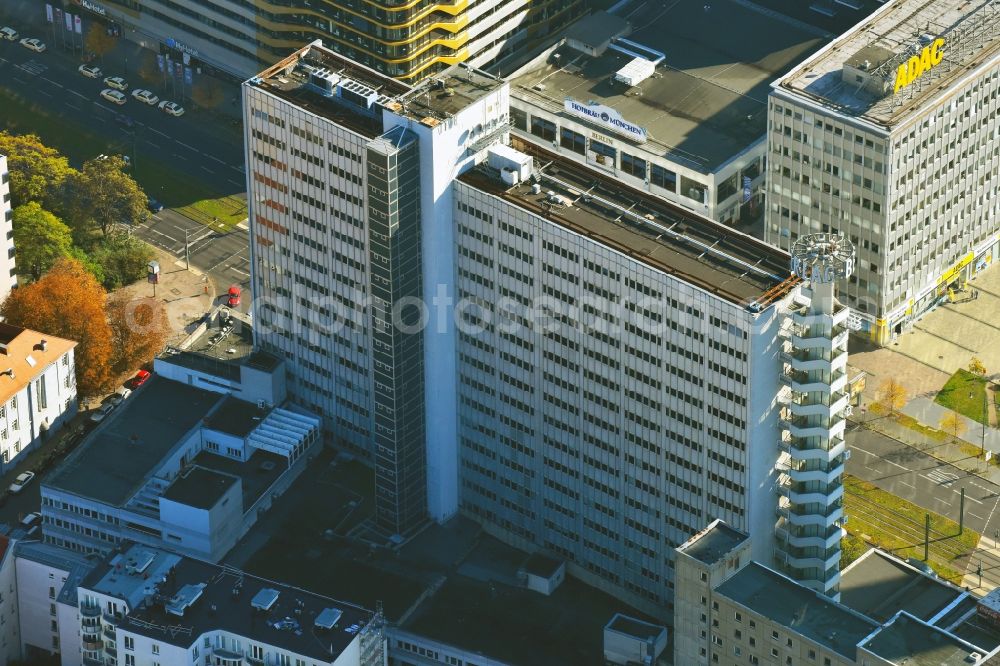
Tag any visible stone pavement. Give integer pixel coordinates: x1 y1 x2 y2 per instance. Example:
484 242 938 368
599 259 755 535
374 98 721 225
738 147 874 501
963 534 1000 596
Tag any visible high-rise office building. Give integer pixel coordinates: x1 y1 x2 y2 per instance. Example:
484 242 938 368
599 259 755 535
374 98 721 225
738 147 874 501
79 0 582 81
765 0 1000 344
0 154 15 302
244 42 855 615
244 41 510 535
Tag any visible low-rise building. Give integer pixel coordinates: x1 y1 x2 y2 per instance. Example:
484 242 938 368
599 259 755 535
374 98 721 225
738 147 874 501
673 520 1000 665
0 323 77 474
41 352 320 562
74 542 385 666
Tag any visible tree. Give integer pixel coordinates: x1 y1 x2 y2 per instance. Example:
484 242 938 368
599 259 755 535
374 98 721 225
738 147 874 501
874 378 908 416
11 202 74 280
0 132 75 210
106 293 169 373
136 51 160 86
192 77 225 109
66 156 148 238
88 232 155 289
969 357 987 377
1 258 114 396
83 27 116 60
939 411 968 442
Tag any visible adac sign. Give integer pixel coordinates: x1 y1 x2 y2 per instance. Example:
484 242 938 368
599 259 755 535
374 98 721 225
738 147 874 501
894 38 945 94
564 98 647 143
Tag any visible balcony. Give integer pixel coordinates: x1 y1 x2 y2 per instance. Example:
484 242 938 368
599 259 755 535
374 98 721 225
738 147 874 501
788 458 846 486
776 523 844 550
775 544 841 571
781 480 845 506
81 603 101 618
781 416 846 441
777 499 844 527
782 434 847 462
787 392 851 420
788 303 850 329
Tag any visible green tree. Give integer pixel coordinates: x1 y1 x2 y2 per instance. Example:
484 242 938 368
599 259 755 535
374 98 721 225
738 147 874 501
66 156 148 238
83 27 116 60
0 131 75 210
89 232 155 289
0 258 115 396
192 77 225 109
10 202 74 280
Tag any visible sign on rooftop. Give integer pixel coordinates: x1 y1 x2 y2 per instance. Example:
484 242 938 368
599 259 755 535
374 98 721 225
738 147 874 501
893 38 945 94
564 98 647 143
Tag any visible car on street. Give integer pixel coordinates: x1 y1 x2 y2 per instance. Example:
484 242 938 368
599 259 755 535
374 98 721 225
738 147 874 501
0 27 19 41
132 89 159 105
103 76 128 91
127 369 151 389
8 471 35 494
147 198 163 213
78 64 102 78
19 37 45 53
100 89 127 105
158 100 185 117
89 402 115 424
227 285 242 307
108 386 132 406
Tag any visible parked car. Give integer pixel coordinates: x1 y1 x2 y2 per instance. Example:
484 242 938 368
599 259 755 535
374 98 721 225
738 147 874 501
146 198 164 213
20 512 41 528
108 386 132 406
158 100 185 117
89 403 114 424
8 471 35 494
227 285 241 307
131 89 159 105
0 27 19 41
78 64 102 78
103 76 128 91
19 37 45 52
100 89 127 105
127 369 151 389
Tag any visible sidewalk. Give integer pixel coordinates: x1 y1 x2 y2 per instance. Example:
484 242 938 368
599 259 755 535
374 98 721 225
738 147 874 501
901 396 1000 454
963 535 1000 596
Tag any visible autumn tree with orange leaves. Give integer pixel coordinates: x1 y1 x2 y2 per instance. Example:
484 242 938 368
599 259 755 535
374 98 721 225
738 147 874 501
106 292 169 374
1 258 115 396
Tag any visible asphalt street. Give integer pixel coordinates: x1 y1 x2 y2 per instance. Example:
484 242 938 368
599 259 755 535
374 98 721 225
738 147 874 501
846 426 1000 538
0 31 245 194
135 208 252 304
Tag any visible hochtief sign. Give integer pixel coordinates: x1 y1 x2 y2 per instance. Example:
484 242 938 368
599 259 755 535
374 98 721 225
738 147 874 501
893 38 944 94
564 98 647 143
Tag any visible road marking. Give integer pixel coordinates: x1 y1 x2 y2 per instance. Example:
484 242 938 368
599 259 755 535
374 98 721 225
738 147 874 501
143 227 179 244
926 469 960 485
38 88 52 97
851 445 909 472
149 127 169 138
227 178 243 187
40 77 63 88
201 165 216 174
144 140 162 149
969 511 986 520
177 141 198 151
208 155 227 165
899 479 915 490
173 153 187 161
68 89 87 100
66 102 80 111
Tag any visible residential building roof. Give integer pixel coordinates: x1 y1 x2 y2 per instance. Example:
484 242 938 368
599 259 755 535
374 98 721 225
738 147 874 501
0 323 76 405
860 612 986 666
161 466 238 510
677 520 749 565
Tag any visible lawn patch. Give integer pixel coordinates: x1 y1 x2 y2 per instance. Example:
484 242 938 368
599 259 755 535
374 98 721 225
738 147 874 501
936 369 989 425
176 194 248 232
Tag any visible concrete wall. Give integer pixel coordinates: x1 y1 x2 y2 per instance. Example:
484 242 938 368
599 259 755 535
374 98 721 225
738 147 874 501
15 556 66 657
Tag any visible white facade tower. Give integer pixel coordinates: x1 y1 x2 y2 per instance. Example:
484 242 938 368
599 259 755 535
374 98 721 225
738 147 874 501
777 233 855 600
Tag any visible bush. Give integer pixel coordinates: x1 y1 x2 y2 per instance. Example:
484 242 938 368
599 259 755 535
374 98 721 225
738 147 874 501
88 232 154 289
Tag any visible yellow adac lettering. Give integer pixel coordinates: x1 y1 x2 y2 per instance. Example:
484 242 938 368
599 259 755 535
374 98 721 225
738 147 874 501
918 45 932 75
906 55 922 86
894 63 909 93
931 38 945 65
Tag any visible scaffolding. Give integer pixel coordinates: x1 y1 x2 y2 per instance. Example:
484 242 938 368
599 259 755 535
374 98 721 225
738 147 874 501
359 601 387 666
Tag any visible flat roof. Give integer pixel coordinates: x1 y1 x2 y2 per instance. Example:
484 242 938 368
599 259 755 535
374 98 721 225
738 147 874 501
106 546 374 662
46 378 222 506
605 613 665 641
462 140 796 307
840 550 964 623
250 41 504 138
204 395 268 438
677 520 749 565
162 466 238 510
860 612 985 666
510 0 825 172
775 0 1000 128
716 563 877 659
191 449 286 512
522 553 562 578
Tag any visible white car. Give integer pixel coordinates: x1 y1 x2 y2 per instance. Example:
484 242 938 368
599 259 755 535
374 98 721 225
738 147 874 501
108 386 132 406
20 512 41 528
100 89 127 105
8 471 35 494
158 100 185 117
103 76 128 91
89 403 114 423
78 64 102 79
131 89 159 105
19 37 45 53
0 27 18 41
